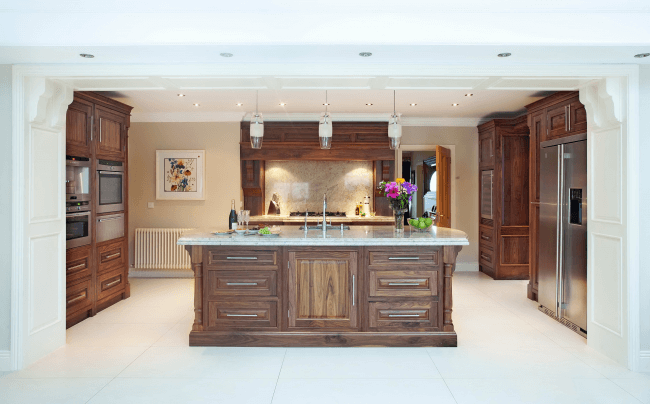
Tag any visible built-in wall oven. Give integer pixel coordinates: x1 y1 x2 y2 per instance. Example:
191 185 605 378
66 203 92 249
96 160 125 214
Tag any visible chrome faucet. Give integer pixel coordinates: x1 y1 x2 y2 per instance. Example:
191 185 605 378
322 194 327 233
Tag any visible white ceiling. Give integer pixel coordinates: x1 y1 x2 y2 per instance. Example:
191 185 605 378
64 75 593 123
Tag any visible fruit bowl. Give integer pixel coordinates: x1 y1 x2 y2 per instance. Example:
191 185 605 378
408 218 434 232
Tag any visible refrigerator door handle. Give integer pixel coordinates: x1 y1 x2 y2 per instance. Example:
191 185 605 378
556 145 564 315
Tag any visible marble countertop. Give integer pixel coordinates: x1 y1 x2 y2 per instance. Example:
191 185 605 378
249 215 394 223
178 225 469 247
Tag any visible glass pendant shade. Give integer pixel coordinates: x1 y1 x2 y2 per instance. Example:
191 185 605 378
319 113 333 149
250 113 264 149
388 114 402 150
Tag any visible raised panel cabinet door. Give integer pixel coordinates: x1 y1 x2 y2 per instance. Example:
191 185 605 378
95 106 126 160
569 100 587 134
66 100 93 157
546 103 570 140
288 250 358 329
436 145 452 228
479 130 495 168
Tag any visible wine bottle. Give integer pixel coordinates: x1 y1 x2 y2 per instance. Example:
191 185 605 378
228 199 237 229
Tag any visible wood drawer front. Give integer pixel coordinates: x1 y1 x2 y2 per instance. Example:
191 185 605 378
98 240 126 274
207 249 278 268
368 249 439 267
66 245 92 283
207 301 277 329
97 269 125 301
479 247 494 267
369 270 438 297
369 301 439 331
207 270 277 297
479 227 495 248
66 279 93 312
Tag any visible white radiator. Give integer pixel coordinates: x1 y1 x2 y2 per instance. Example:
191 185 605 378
134 228 194 270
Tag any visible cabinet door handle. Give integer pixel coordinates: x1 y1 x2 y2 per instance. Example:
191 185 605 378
388 313 423 318
388 281 425 286
90 115 94 142
67 263 86 272
99 118 102 143
104 279 121 288
225 314 258 317
567 105 571 131
352 275 356 306
388 257 420 260
226 282 258 286
104 252 121 260
67 293 86 305
226 257 257 260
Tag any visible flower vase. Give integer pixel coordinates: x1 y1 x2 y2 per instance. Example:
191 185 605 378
392 207 409 232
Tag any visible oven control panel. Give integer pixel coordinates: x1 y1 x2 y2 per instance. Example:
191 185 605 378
66 201 91 213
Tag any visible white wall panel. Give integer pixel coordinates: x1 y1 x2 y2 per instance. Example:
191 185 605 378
29 128 61 223
591 127 622 224
28 234 62 335
590 233 623 336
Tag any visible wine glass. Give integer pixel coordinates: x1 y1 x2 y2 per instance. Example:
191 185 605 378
243 210 250 231
237 210 244 230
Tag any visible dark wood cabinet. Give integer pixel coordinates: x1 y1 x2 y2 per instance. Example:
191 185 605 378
288 250 358 329
477 117 530 280
524 91 586 300
66 92 132 328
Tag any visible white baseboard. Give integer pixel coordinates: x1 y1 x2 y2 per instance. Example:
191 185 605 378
455 261 479 272
129 267 193 279
638 351 650 372
0 350 11 371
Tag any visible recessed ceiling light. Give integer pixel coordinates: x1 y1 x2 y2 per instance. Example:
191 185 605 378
465 93 473 97
177 94 185 97
452 103 459 107
634 53 650 58
323 103 330 106
359 52 372 57
497 53 511 58
220 53 233 57
79 53 94 58
236 103 243 106
279 103 287 106
193 103 200 107
409 103 417 106
366 103 373 106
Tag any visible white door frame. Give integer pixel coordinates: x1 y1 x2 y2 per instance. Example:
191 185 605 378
9 63 640 370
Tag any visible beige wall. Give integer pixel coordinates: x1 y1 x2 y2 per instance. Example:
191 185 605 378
127 122 241 266
401 126 479 270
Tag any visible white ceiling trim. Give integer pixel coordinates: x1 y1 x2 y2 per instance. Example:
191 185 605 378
130 111 487 126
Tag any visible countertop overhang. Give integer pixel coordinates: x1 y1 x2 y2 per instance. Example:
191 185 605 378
178 225 469 247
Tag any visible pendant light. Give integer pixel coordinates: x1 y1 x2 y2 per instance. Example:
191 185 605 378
319 90 333 149
250 90 264 149
388 90 402 150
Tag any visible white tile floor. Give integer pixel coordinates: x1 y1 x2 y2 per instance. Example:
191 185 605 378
2 272 649 403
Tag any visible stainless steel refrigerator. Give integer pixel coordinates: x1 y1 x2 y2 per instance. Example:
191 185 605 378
538 133 587 336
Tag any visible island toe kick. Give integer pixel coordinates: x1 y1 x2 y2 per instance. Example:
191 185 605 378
180 226 467 347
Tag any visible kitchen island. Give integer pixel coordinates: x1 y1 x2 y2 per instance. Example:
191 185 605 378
178 226 469 347
249 214 395 227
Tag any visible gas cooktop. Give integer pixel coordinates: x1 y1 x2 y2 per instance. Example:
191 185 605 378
289 211 347 217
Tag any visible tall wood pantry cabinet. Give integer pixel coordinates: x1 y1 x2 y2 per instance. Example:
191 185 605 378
65 92 133 328
477 116 530 280
524 91 587 301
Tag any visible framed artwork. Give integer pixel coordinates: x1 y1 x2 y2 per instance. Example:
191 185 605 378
156 150 206 200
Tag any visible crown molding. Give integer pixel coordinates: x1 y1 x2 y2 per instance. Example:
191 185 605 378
131 111 488 126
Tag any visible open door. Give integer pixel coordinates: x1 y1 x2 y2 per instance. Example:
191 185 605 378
436 146 451 228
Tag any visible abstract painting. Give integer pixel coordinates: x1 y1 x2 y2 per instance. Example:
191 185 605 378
156 150 205 200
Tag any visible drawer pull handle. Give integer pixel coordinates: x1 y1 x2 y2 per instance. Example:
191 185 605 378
226 282 258 286
480 235 491 240
226 257 258 260
225 314 258 317
388 257 420 260
67 293 86 305
388 314 422 318
104 279 121 288
480 254 491 261
388 281 425 286
98 217 122 222
104 252 121 260
67 263 86 272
